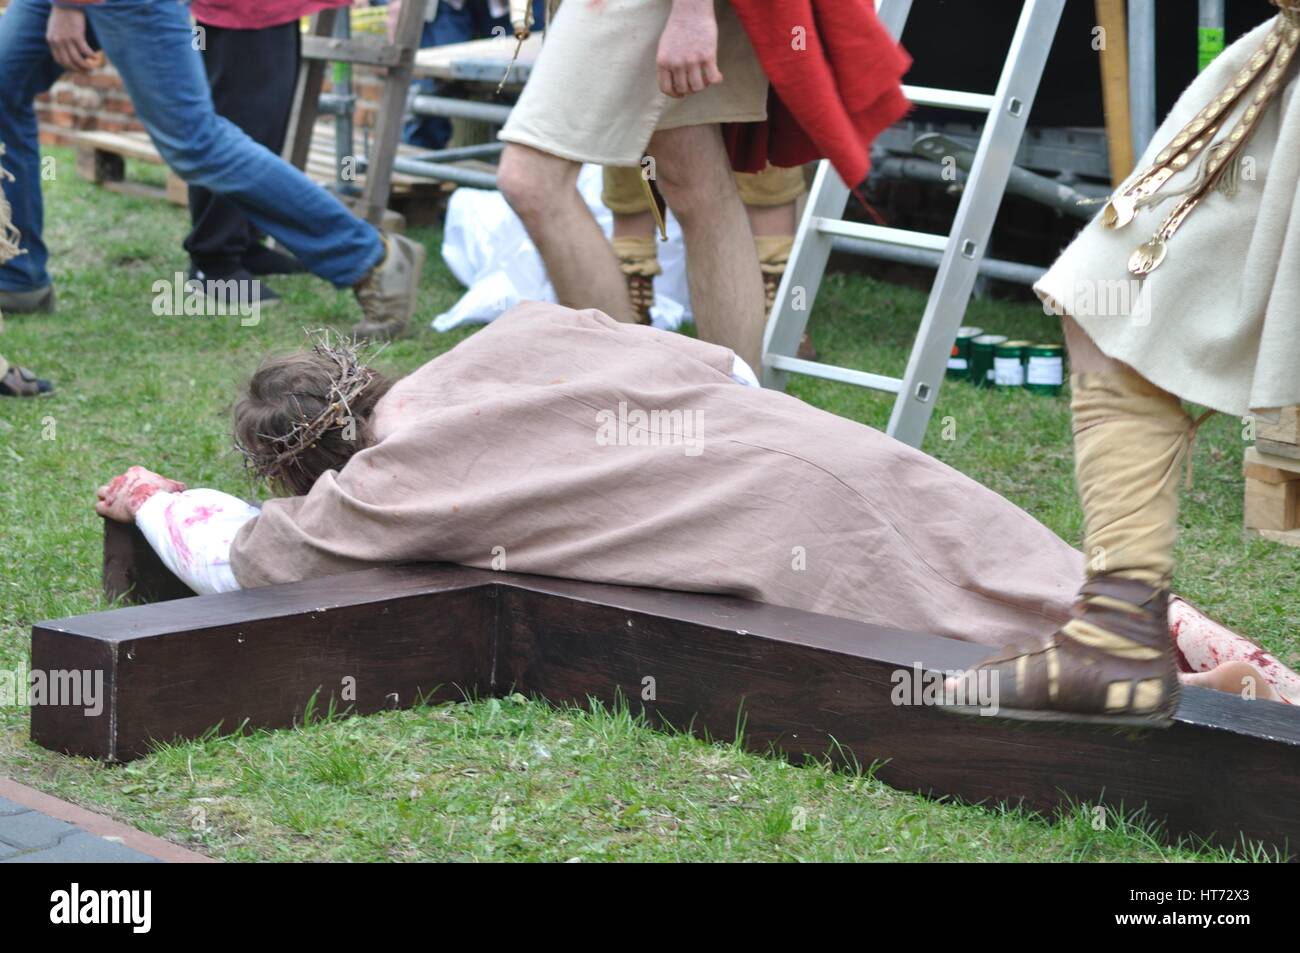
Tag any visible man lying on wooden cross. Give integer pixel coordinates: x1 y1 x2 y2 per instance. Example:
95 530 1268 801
93 302 1299 712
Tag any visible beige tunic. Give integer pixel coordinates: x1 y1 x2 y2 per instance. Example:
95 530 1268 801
231 302 1081 648
1036 16 1300 417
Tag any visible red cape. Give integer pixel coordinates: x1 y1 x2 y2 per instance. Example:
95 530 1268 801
723 0 912 186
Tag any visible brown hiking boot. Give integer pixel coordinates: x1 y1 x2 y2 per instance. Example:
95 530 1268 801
951 574 1179 726
352 233 425 341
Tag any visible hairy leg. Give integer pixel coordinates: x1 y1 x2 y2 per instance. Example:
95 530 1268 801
648 124 765 370
497 143 636 323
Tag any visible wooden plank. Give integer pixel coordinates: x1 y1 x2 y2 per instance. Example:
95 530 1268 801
74 131 165 165
301 34 404 69
1252 527 1300 549
1259 438 1300 462
1258 407 1300 446
1094 0 1134 186
34 562 497 761
1244 446 1300 484
1244 477 1300 532
103 518 194 605
24 521 1300 856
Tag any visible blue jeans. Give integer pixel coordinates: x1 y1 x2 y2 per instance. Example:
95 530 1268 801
0 0 383 291
404 0 545 150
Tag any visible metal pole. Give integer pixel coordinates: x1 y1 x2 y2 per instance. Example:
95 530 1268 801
830 236 1046 287
409 95 514 124
1127 0 1156 154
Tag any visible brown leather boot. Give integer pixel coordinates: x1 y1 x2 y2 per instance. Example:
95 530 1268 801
611 235 659 325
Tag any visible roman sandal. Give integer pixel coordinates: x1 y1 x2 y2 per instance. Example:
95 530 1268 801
951 574 1179 725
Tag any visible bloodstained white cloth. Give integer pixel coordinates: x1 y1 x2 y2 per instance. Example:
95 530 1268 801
135 489 257 595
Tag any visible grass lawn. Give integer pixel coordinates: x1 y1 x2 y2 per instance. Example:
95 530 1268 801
0 148 1294 862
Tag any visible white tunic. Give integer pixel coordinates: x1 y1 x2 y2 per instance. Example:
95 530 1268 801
1036 15 1300 417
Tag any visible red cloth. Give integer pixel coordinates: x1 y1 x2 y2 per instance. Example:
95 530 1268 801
723 0 911 187
190 0 352 31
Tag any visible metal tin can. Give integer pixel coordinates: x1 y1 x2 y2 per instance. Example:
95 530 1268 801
1024 343 1066 395
994 340 1030 388
946 326 983 379
969 334 1007 388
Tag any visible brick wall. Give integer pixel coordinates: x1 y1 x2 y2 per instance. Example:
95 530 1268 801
0 2 385 147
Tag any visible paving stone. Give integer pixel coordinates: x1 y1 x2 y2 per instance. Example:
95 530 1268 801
2 832 159 863
0 842 21 860
0 810 79 849
0 798 30 816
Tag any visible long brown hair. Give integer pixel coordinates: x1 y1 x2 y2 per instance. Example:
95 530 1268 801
233 348 391 496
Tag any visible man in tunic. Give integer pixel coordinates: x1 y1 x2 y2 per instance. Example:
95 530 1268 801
955 0 1300 724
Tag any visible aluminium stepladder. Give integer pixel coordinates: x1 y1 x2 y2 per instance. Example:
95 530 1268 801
762 0 1067 447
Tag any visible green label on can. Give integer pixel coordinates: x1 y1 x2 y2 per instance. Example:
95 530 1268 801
1198 27 1225 72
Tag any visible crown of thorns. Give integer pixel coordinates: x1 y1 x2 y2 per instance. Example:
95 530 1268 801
233 329 384 484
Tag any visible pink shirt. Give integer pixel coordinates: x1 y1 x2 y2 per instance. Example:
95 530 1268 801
190 0 353 31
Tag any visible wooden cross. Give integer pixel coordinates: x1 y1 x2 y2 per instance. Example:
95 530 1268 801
27 520 1300 857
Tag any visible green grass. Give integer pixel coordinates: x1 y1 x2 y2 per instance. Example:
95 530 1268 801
0 147 1294 862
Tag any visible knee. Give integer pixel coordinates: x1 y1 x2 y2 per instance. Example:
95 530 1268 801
155 127 223 183
496 144 575 224
653 159 732 222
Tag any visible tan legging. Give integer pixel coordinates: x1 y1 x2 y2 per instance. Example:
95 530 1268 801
601 162 806 214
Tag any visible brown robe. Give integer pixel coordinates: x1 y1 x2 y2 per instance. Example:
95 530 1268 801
232 302 1081 647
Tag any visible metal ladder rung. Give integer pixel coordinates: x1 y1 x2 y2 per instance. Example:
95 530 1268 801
813 218 948 252
901 85 997 113
764 355 903 393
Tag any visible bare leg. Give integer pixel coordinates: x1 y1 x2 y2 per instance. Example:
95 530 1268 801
746 200 797 238
1062 313 1123 373
612 209 657 240
497 143 637 323
648 124 765 370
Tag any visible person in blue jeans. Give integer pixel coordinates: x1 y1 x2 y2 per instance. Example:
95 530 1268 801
402 0 545 149
0 0 424 341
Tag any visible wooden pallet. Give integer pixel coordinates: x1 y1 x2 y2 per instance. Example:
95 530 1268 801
24 519 1300 857
1246 408 1300 548
74 130 189 207
73 124 444 212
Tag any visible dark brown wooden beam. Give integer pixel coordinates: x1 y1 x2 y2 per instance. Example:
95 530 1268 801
28 522 1300 857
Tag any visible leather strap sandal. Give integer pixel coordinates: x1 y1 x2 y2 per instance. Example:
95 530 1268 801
0 365 53 397
948 573 1180 727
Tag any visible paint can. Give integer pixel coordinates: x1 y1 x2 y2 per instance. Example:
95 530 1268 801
969 334 1007 388
993 340 1030 388
946 326 983 379
1024 343 1066 395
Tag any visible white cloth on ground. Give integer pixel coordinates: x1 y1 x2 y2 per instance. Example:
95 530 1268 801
435 164 694 332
